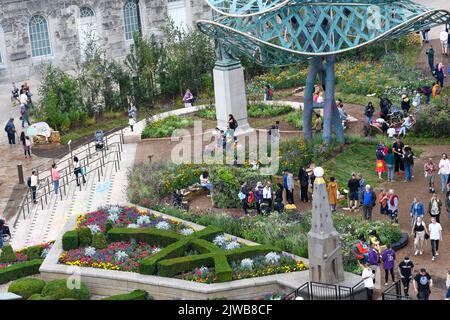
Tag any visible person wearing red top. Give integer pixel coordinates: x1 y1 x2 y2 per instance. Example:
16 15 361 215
51 163 60 195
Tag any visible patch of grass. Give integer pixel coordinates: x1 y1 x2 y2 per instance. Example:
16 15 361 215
404 136 450 145
335 92 372 106
285 111 303 129
141 115 194 139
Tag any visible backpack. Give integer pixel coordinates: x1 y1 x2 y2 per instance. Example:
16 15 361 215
233 119 238 129
27 177 32 188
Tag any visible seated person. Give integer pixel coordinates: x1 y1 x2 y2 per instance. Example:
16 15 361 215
374 118 389 134
398 115 415 136
387 127 396 138
200 171 213 196
338 105 349 122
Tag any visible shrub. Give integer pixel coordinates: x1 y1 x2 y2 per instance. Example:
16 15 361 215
141 116 194 139
157 253 215 277
285 112 303 129
78 227 93 247
247 103 293 117
91 233 108 249
411 104 450 138
25 246 43 260
107 227 182 247
0 259 43 284
62 230 79 250
102 289 151 300
8 277 46 299
0 245 17 263
41 279 91 300
28 294 54 300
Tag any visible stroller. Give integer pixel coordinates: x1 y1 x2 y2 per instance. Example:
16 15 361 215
2 224 11 243
387 106 404 125
95 130 104 151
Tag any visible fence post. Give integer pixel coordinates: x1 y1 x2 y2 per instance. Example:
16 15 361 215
98 167 101 182
17 164 24 184
63 169 67 196
117 152 120 170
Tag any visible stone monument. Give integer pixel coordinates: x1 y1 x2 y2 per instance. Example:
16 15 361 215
307 167 344 284
213 39 252 135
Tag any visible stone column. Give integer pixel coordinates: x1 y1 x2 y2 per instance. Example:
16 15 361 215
213 60 252 135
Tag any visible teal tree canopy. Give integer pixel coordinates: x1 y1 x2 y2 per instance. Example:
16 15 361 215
197 0 450 66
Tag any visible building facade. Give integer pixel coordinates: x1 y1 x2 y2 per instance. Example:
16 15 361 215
0 0 211 81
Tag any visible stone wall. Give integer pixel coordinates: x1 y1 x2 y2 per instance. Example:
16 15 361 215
0 0 212 82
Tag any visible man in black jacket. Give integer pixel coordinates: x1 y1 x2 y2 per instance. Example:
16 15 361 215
298 166 309 203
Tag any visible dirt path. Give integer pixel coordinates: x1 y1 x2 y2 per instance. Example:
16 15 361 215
416 39 450 75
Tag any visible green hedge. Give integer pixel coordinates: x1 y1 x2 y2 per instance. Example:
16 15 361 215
189 226 222 242
157 253 215 277
191 239 222 254
213 255 232 282
107 227 182 247
28 294 54 300
41 279 91 300
25 246 44 260
78 227 92 247
102 289 152 300
0 259 43 284
0 245 17 263
8 277 46 299
62 230 79 250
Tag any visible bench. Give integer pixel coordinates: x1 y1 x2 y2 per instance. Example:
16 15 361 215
0 292 22 300
180 184 208 202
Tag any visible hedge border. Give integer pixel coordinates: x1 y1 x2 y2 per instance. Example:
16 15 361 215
62 230 79 251
0 259 44 284
107 227 182 247
102 289 151 300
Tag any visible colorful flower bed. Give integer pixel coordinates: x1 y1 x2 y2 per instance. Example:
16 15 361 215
77 205 192 235
181 252 307 283
0 242 53 270
59 241 161 272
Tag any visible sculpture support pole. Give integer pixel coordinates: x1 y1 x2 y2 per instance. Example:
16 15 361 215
323 55 335 145
303 57 321 142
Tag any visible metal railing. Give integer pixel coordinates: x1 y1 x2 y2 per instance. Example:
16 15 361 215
13 131 124 228
283 280 367 300
382 280 411 300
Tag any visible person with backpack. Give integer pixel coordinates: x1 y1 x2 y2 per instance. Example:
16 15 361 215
413 268 433 300
4 118 16 145
29 171 38 204
381 243 396 286
228 114 238 142
364 102 375 125
353 235 369 264
183 89 194 108
51 163 60 195
398 256 415 296
73 156 86 186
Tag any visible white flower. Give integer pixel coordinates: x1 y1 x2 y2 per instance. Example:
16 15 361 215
155 221 171 230
115 250 128 261
265 252 281 265
84 247 96 257
240 258 253 271
180 228 194 236
127 223 139 229
41 248 50 259
199 266 209 275
137 215 151 226
152 247 161 254
107 213 119 223
213 234 227 248
225 241 240 250
87 224 101 234
108 205 122 215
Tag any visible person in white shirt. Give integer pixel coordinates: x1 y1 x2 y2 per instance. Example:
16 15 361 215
398 115 414 137
438 153 450 193
128 117 136 132
200 171 213 197
30 171 38 203
20 91 29 108
440 29 449 56
73 156 86 186
428 217 442 261
263 181 273 209
361 262 375 300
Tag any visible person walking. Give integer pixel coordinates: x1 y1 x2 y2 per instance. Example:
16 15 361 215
347 173 360 210
4 118 16 145
440 28 449 56
411 216 428 256
128 117 135 132
410 197 424 227
424 158 436 193
24 135 31 158
51 163 60 195
73 156 86 187
375 143 387 180
438 153 450 193
385 149 395 182
263 181 273 210
183 89 194 108
298 166 309 203
362 185 376 220
434 62 446 87
228 114 238 142
327 177 338 212
428 217 442 261
387 189 399 223
30 170 38 204
392 138 405 176
368 243 381 289
381 244 396 286
428 193 442 223
378 188 389 216
20 103 31 128
403 147 414 182
361 262 375 300
426 45 435 72
398 256 415 296
364 102 375 125
413 268 433 300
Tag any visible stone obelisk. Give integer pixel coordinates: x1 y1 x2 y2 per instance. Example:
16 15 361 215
307 167 344 284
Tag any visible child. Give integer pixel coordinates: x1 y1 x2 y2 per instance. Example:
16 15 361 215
129 117 136 132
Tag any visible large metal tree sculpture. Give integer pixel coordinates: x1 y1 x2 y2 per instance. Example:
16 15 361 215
197 0 450 144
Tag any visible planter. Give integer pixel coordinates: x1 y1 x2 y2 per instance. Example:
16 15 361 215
391 232 409 251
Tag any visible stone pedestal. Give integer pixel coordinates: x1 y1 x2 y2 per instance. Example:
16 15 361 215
307 169 345 284
213 60 253 136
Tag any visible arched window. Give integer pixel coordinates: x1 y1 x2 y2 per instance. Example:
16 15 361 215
80 6 95 18
123 0 141 40
29 15 52 57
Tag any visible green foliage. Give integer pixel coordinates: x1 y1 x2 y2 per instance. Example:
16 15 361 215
412 103 450 138
0 260 44 284
157 253 215 278
247 103 293 117
62 230 79 250
285 111 303 129
25 246 43 260
78 227 93 247
107 227 182 247
28 294 54 300
141 115 194 139
0 245 17 263
42 279 91 300
8 277 46 299
91 233 108 249
103 289 152 300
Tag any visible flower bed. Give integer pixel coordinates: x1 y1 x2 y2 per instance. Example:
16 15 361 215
196 103 293 119
141 115 194 139
59 205 308 283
